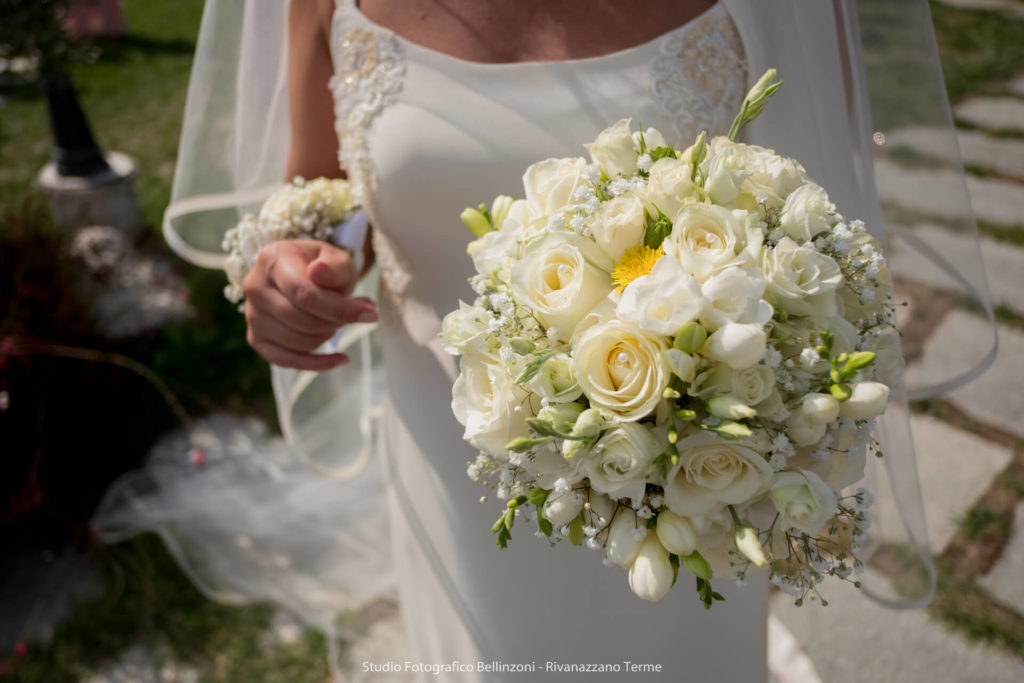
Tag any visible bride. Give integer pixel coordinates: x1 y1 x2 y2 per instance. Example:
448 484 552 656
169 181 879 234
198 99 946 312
97 0 994 680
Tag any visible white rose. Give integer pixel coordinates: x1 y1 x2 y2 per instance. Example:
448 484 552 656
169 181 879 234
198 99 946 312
629 535 674 602
527 352 583 403
770 469 838 535
511 232 613 343
662 204 762 282
605 508 644 567
522 156 588 216
572 320 669 421
699 267 772 331
730 365 776 407
451 348 532 457
583 422 662 505
704 144 751 206
584 118 638 178
800 393 840 425
839 381 890 420
617 256 706 336
704 137 810 209
590 194 646 262
643 157 700 218
761 237 843 321
440 301 492 354
467 224 522 280
664 431 773 517
542 489 585 528
779 183 835 242
655 510 698 555
632 126 669 152
703 322 767 369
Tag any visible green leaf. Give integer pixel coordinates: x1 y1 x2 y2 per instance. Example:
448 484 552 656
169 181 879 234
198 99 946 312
526 488 550 506
496 525 512 549
669 553 681 587
537 515 553 537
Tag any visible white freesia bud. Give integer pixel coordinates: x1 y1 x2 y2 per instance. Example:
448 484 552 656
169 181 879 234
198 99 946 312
664 348 697 383
542 490 585 528
785 410 827 447
572 408 607 439
703 322 767 369
800 393 840 425
632 126 668 152
707 394 757 420
734 524 767 568
770 469 838 535
655 510 698 556
584 118 638 178
629 535 675 602
838 381 890 420
536 402 585 431
605 509 644 568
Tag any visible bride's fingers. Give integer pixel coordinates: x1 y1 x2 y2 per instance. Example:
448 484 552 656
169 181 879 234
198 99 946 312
248 338 350 371
246 287 347 335
248 313 338 354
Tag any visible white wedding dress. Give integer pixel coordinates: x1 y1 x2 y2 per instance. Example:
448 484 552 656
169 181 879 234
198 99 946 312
329 2 768 680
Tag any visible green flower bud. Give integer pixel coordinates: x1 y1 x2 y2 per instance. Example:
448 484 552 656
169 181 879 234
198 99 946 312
460 207 492 238
673 321 707 354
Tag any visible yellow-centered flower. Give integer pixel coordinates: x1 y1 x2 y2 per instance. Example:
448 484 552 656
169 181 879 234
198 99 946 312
611 244 664 295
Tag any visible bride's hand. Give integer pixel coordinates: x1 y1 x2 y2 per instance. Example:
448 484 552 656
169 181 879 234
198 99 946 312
242 239 378 371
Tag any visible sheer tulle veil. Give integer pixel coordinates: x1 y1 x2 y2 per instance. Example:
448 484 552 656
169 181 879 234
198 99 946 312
94 0 996 667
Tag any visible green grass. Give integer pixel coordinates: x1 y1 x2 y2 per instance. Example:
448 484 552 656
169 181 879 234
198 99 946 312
4 535 330 683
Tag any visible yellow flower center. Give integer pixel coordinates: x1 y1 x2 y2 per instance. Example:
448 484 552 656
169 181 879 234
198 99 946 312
611 244 664 295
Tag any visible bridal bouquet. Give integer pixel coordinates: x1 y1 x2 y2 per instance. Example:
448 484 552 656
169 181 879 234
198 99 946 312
221 176 360 304
441 71 900 607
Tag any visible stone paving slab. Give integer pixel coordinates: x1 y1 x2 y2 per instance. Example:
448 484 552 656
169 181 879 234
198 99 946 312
883 126 1024 179
909 415 1014 552
887 225 1022 315
771 574 1024 683
1010 76 1024 98
979 503 1024 614
874 158 1024 227
907 313 1023 438
954 97 1024 134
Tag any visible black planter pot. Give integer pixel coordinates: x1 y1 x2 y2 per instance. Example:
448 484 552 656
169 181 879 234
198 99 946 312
42 71 111 177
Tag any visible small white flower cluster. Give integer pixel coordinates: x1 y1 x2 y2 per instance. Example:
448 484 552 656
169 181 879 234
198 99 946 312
221 177 359 304
442 105 899 607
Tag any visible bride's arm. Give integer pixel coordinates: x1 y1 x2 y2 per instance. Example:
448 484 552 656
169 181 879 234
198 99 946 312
239 0 377 371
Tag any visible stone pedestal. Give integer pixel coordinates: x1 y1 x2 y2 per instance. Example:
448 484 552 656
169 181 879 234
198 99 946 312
34 151 144 235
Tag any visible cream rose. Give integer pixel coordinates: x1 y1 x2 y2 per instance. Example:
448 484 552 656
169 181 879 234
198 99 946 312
583 422 663 504
761 236 843 321
511 232 613 343
572 320 669 421
664 431 774 517
522 156 588 216
779 183 835 242
584 118 638 178
704 137 810 209
617 256 706 336
591 194 646 262
451 348 532 457
643 157 700 218
662 203 762 282
770 469 838 535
